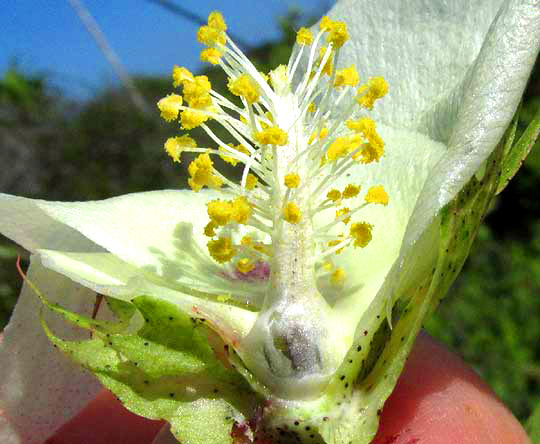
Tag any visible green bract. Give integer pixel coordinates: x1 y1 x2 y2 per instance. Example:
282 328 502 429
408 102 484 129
1 1 539 444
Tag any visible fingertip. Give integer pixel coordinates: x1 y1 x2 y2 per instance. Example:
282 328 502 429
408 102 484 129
45 389 164 444
374 332 530 444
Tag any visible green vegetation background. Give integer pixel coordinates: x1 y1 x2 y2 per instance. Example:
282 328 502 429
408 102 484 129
1 13 539 426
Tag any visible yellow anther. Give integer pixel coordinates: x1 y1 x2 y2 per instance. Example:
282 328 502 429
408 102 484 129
331 268 346 285
365 185 389 206
350 222 373 248
204 221 217 237
334 65 359 88
207 237 235 263
164 135 196 163
320 16 334 31
236 258 255 274
197 25 226 46
327 189 342 202
347 117 385 163
346 116 376 134
327 21 349 48
185 74 212 93
246 173 258 190
172 66 194 87
336 207 351 224
157 94 183 121
231 196 252 224
356 77 389 110
360 142 384 163
319 127 329 139
308 102 317 113
207 196 251 225
180 109 210 130
284 173 300 188
323 261 333 271
208 11 227 32
342 184 360 199
207 200 233 226
326 137 349 161
254 126 288 146
200 48 223 65
240 236 253 246
327 238 345 254
253 243 270 255
284 202 302 224
310 127 329 144
188 152 222 192
296 27 314 45
183 75 212 109
228 74 260 104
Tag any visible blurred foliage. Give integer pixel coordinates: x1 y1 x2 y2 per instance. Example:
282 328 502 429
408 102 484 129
1 10 540 427
425 224 540 420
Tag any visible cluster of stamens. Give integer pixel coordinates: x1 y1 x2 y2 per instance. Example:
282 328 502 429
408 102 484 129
158 11 389 289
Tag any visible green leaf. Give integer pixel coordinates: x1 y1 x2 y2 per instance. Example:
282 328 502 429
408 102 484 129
39 293 259 444
497 103 540 194
525 402 540 442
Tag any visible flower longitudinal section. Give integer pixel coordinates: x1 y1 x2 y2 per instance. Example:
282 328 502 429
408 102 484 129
158 11 390 398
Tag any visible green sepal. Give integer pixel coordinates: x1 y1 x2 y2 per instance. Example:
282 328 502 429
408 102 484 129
105 295 137 324
38 293 260 444
26 275 129 334
497 103 540 194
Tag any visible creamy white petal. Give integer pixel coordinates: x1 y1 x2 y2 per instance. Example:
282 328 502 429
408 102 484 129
324 0 504 141
0 194 103 253
0 190 228 283
405 0 540 251
328 0 540 328
317 126 446 334
0 259 102 444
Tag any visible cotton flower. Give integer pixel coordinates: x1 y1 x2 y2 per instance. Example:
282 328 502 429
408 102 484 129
0 1 539 444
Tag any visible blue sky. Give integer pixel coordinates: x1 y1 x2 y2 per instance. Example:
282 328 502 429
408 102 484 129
2 0 334 99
